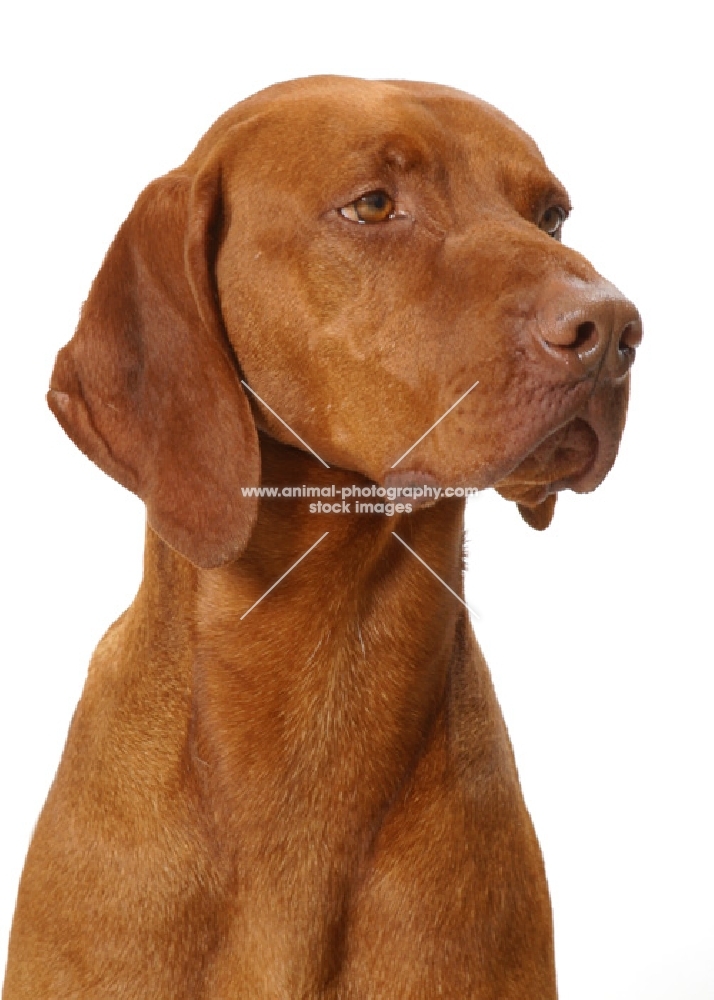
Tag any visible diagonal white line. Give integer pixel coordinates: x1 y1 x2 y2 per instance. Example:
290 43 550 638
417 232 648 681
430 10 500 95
241 380 330 468
391 532 480 621
390 380 480 469
240 532 330 620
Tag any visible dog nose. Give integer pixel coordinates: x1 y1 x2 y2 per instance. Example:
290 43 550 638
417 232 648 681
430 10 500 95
535 277 643 380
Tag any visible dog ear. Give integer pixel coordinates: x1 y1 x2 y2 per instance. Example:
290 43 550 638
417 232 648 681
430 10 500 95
47 163 260 568
517 495 557 531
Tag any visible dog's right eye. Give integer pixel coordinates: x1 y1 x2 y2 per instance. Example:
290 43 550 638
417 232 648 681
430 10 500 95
339 190 396 224
538 205 567 240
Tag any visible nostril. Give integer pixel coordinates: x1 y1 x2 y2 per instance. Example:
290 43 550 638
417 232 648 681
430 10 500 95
572 320 597 352
619 318 643 353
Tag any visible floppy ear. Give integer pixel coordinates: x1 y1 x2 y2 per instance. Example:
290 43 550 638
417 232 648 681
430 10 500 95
517 495 557 531
47 164 260 568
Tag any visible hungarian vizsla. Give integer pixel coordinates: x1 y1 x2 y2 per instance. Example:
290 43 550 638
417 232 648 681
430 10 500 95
4 76 642 998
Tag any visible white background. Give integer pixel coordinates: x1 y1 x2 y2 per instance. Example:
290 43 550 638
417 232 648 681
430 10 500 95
1 2 712 997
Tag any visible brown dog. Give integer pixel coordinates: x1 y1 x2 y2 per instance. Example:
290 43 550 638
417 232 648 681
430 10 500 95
3 76 641 998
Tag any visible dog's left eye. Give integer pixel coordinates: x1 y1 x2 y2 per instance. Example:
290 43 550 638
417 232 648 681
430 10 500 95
539 206 567 240
339 190 396 224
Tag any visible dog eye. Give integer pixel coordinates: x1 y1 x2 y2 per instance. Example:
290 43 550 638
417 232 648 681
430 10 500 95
340 190 396 224
539 206 567 240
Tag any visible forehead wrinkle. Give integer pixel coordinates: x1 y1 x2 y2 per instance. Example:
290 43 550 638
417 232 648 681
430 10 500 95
327 94 463 196
343 129 449 191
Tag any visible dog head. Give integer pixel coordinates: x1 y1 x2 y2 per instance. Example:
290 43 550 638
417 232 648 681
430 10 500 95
49 76 642 566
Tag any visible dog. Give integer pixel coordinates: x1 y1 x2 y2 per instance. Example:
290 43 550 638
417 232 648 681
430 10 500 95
3 76 642 998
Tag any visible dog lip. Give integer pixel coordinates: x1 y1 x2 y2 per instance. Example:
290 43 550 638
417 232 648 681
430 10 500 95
559 439 608 494
494 415 599 502
551 450 598 492
562 382 629 494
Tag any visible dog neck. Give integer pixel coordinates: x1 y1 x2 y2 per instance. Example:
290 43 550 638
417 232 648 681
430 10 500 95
138 434 469 818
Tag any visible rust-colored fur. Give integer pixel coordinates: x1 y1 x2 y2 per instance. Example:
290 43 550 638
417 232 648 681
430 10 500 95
4 76 641 998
